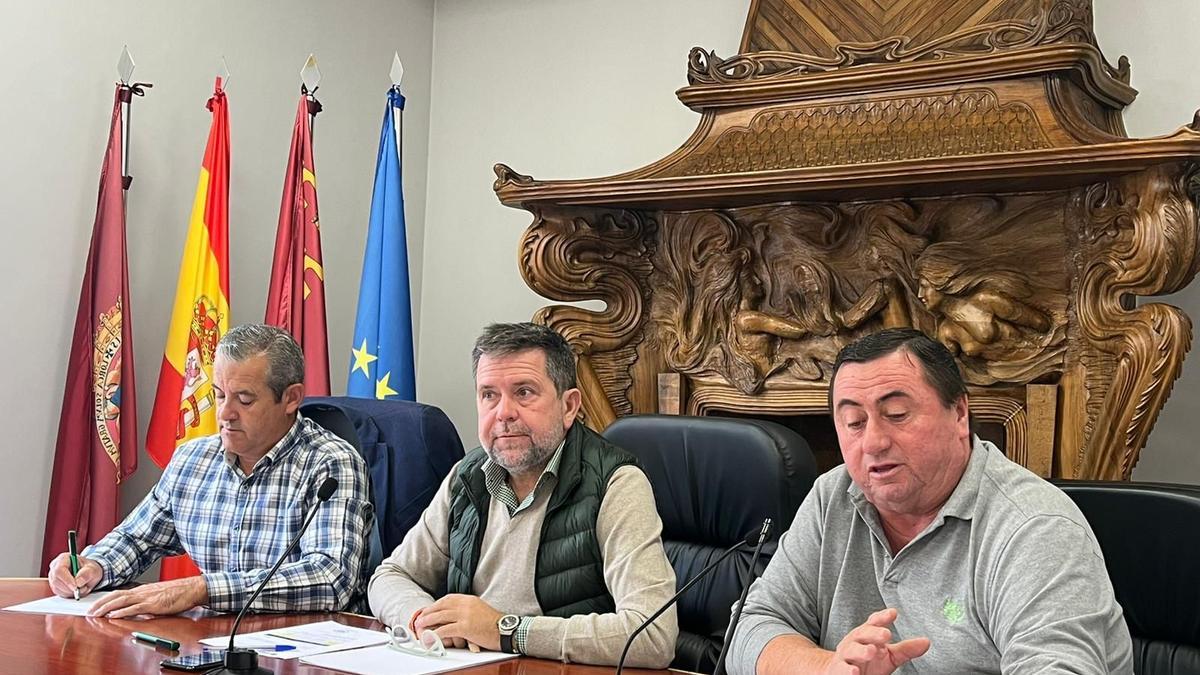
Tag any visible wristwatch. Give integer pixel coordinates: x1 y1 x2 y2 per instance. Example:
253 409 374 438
497 614 520 654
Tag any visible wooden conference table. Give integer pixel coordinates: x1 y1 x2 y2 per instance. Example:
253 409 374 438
0 580 672 674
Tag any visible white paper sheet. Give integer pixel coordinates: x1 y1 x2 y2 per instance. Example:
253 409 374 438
199 620 388 660
301 644 518 675
2 592 114 616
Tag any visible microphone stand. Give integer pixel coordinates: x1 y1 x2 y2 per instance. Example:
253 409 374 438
213 477 338 675
616 520 769 675
712 518 772 675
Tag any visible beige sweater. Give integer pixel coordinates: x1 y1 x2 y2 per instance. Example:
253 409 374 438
367 459 678 668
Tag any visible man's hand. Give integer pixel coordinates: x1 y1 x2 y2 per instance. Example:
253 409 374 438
87 576 209 619
47 552 102 599
825 608 930 675
412 594 503 651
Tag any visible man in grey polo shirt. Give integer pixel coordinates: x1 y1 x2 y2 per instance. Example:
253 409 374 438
727 328 1132 674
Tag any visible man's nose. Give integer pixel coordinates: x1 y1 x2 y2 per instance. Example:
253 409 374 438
861 417 891 455
218 402 236 421
494 394 518 421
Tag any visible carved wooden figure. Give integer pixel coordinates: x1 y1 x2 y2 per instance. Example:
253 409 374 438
495 0 1200 480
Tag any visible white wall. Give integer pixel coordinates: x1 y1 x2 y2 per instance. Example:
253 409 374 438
0 0 434 576
418 0 1200 482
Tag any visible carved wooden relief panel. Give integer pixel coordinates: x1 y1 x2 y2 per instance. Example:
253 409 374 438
495 0 1200 480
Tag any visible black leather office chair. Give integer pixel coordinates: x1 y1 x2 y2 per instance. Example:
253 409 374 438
301 397 465 571
604 414 819 673
1055 481 1200 675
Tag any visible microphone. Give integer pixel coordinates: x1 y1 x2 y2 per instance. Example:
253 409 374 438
615 518 771 675
214 476 339 675
712 518 772 675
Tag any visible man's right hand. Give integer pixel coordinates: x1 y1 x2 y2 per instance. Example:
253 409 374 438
824 608 930 675
47 552 102 599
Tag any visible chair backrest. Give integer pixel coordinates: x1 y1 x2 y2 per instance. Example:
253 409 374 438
301 397 465 571
1054 480 1200 675
603 414 819 673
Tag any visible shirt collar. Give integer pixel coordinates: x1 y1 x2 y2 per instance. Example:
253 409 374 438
937 435 994 521
222 415 303 476
480 438 567 498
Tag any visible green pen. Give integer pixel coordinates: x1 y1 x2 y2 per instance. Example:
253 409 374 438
132 631 181 651
67 530 80 601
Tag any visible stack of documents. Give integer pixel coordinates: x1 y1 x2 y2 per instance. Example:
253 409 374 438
200 620 388 660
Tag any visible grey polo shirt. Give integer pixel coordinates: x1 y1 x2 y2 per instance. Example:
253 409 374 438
727 438 1133 674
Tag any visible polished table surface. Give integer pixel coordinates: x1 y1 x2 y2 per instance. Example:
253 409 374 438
0 580 669 674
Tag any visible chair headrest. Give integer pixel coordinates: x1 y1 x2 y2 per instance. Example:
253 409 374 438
603 414 818 547
1054 481 1200 650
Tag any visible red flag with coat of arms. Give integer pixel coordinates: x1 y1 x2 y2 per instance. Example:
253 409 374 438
40 84 139 573
265 90 330 394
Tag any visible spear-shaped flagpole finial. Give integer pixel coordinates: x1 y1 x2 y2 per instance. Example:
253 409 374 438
390 52 404 89
300 54 321 93
218 56 231 90
116 45 135 85
389 53 404 160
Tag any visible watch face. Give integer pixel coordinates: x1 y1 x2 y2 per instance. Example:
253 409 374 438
498 614 520 632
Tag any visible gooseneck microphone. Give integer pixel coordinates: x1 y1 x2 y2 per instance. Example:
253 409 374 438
713 517 772 675
615 518 772 675
214 476 339 675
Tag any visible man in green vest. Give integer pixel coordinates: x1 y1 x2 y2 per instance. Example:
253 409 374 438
368 322 678 668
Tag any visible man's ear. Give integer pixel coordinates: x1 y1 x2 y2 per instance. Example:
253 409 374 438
955 394 971 440
561 387 583 429
282 382 305 414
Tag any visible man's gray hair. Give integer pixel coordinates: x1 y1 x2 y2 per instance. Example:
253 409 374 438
471 322 576 395
216 323 304 401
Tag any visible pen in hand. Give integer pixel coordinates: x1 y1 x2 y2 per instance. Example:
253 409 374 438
67 530 80 601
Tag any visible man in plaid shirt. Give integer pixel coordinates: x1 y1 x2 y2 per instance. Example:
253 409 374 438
47 324 374 617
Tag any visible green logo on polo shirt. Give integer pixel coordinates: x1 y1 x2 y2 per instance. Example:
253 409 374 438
942 598 965 624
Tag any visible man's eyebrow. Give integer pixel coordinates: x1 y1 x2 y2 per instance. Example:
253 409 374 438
835 390 911 410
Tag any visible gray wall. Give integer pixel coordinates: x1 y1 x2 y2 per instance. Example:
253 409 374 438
1 0 434 576
417 0 1200 482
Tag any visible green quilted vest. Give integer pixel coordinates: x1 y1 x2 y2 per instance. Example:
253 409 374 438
445 422 639 617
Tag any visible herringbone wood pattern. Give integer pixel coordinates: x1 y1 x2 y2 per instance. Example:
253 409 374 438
743 0 1043 55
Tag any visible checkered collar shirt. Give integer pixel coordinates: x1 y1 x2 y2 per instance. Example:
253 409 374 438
480 440 566 517
84 414 374 613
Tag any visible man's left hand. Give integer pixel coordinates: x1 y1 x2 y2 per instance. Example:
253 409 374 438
88 576 209 619
413 594 503 651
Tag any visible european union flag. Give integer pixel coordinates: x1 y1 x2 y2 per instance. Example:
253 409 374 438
348 87 415 400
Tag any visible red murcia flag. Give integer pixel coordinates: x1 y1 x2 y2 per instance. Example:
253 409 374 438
41 84 138 573
265 91 330 394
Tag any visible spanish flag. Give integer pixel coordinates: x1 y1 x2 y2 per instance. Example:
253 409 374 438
145 79 230 580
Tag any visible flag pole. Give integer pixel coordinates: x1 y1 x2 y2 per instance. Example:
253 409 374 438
115 45 151 191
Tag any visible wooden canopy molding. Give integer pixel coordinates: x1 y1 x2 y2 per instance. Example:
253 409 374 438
494 0 1200 480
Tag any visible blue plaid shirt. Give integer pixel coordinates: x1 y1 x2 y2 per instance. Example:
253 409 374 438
84 415 374 612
